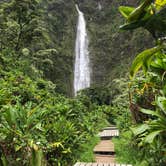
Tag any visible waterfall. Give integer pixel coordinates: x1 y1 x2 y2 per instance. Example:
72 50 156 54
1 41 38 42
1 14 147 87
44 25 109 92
74 5 91 96
98 2 102 10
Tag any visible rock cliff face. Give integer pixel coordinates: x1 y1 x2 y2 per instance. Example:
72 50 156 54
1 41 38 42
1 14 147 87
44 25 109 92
75 0 153 85
48 0 154 95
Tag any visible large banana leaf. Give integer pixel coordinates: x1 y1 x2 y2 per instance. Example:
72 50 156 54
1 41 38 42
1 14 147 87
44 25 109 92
127 0 153 22
119 1 166 37
140 108 161 117
131 124 149 136
119 20 147 30
144 130 162 143
130 46 161 78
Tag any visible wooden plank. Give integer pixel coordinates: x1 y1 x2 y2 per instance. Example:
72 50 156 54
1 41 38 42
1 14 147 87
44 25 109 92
95 154 115 163
103 126 117 130
116 164 132 166
91 163 98 166
97 163 103 166
103 163 110 166
109 164 115 166
99 129 119 138
94 140 114 152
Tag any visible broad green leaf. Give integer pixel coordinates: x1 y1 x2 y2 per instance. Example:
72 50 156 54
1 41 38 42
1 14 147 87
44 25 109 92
119 6 135 18
127 0 153 22
119 20 146 30
138 160 149 166
144 130 161 143
120 9 152 30
35 150 43 166
1 155 8 166
157 97 166 112
130 46 161 78
31 149 43 166
142 51 161 72
15 145 22 152
141 108 161 117
131 124 149 136
151 57 164 68
3 106 17 127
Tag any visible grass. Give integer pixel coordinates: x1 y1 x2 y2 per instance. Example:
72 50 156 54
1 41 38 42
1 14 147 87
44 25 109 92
79 136 100 162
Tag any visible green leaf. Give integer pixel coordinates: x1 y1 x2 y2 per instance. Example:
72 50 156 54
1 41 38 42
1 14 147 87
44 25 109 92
144 130 161 143
1 155 8 166
130 46 161 78
119 20 146 30
140 108 161 117
3 106 17 127
119 6 135 18
156 97 166 112
31 149 43 166
127 0 153 22
131 124 149 136
15 145 22 152
144 7 166 35
138 160 149 166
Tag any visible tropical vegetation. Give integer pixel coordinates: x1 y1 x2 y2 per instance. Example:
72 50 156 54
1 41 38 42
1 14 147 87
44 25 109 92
113 0 166 165
0 0 165 166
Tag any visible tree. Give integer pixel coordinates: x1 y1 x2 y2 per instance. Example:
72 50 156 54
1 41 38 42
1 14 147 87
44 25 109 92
0 0 44 52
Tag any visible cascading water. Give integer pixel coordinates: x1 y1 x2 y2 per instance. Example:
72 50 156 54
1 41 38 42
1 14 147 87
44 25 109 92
74 5 91 96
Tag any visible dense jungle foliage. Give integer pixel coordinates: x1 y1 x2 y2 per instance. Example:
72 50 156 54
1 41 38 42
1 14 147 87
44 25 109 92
1 0 154 96
0 0 166 165
0 0 108 165
112 0 166 165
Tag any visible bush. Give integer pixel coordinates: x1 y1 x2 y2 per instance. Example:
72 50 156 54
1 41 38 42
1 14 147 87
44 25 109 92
0 70 107 166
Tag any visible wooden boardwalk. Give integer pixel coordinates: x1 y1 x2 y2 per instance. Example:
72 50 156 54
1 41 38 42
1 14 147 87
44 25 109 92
98 129 119 138
94 140 114 153
74 126 132 166
95 154 115 163
74 163 132 166
94 127 117 162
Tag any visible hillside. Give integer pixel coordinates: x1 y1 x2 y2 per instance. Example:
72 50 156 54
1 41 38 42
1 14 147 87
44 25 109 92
44 0 154 95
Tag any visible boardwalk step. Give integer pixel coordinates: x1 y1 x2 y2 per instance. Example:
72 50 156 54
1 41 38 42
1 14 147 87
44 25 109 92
94 151 115 155
74 127 125 166
95 154 115 163
98 129 119 139
74 162 132 166
94 140 114 153
103 126 118 130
